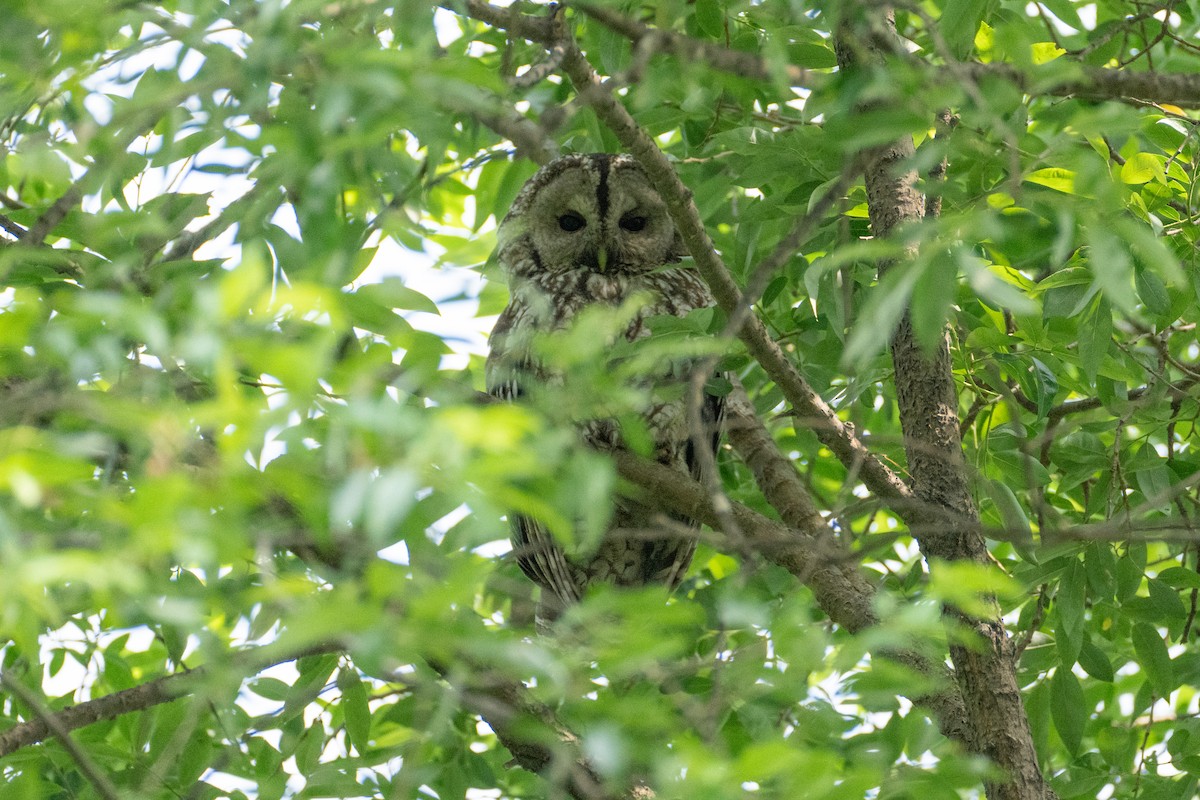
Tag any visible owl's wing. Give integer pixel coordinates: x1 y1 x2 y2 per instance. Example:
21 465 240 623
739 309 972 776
507 514 583 606
483 303 525 402
649 380 724 588
486 301 584 607
685 382 725 485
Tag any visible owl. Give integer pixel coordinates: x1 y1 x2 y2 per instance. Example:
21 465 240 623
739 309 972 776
486 153 722 618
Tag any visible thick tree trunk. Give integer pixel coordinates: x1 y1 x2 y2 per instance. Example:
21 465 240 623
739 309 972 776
835 9 1057 800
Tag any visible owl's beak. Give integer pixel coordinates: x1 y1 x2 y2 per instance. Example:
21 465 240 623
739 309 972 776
590 246 620 273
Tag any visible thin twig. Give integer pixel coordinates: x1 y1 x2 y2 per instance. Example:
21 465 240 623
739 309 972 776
0 213 27 240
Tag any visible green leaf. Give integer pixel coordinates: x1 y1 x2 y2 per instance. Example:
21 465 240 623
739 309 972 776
1119 153 1164 185
1134 460 1173 511
1056 559 1086 667
1147 578 1188 628
354 278 440 315
1050 668 1086 755
1025 168 1076 195
1131 623 1176 697
784 28 838 69
1084 542 1117 601
842 264 922 367
928 561 1024 617
910 256 957 352
1035 266 1093 291
1040 0 1084 29
1116 550 1146 601
1077 295 1113 382
1157 566 1200 590
338 668 372 755
560 449 615 557
1115 216 1185 282
1077 639 1114 682
694 0 724 38
250 677 293 701
1087 225 1137 314
1018 357 1059 418
939 0 993 58
1134 267 1170 316
982 478 1033 552
1025 678 1051 757
761 275 788 307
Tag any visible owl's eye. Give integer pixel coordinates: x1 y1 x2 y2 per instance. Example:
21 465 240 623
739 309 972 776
619 215 647 232
558 213 586 232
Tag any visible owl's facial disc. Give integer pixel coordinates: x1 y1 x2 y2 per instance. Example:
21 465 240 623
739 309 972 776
602 164 680 272
548 204 611 272
499 154 683 279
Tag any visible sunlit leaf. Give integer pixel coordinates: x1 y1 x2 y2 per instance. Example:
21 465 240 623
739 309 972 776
1025 168 1077 195
1120 153 1164 185
940 0 995 58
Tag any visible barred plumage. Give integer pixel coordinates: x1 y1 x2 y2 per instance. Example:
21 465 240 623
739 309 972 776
486 153 722 617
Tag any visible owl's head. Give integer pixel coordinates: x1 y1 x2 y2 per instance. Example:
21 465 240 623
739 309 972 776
497 153 684 278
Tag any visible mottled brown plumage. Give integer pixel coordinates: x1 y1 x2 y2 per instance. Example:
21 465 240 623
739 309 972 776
486 153 722 616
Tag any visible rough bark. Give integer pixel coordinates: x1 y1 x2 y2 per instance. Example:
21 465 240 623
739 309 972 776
835 9 1056 800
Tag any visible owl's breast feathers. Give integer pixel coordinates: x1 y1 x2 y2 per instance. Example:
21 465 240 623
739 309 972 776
486 265 723 606
485 267 710 399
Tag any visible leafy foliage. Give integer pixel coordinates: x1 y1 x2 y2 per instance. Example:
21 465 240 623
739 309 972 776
0 1 1198 799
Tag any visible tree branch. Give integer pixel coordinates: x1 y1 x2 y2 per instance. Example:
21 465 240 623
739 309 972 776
0 633 633 800
971 61 1200 108
0 671 121 800
724 382 833 537
450 667 634 800
835 9 1054 800
0 642 343 758
452 12 978 745
457 0 1200 108
612 448 876 626
444 2 1196 540
549 25 913 509
0 213 27 240
452 0 555 44
474 110 561 166
18 183 82 249
609 447 972 743
574 3 820 87
158 183 281 264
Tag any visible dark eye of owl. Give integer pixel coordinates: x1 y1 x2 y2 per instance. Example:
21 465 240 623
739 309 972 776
619 214 647 232
558 213 586 232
